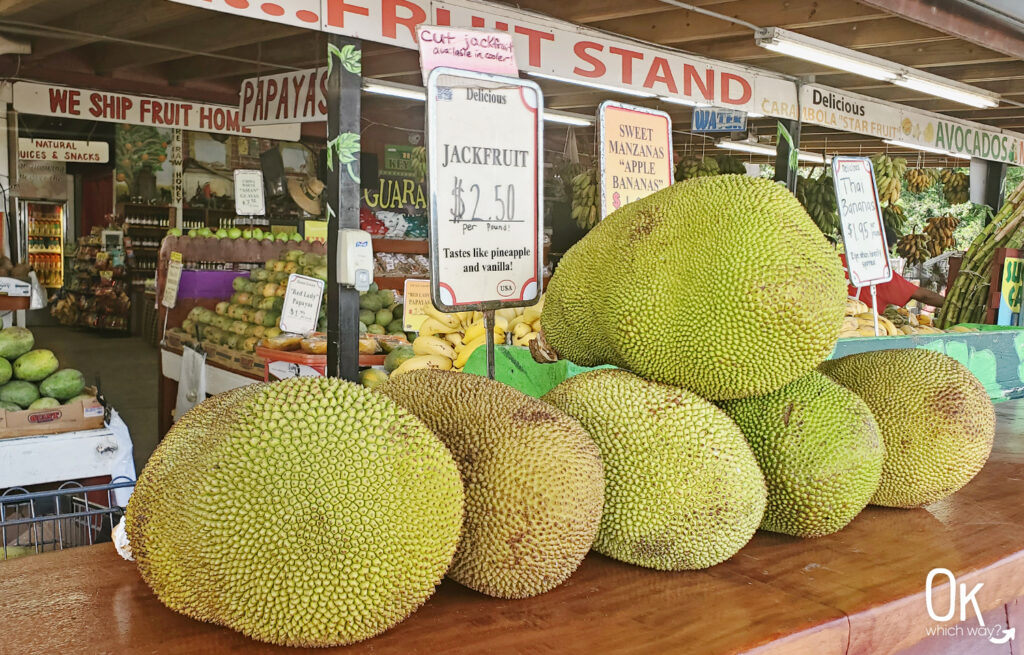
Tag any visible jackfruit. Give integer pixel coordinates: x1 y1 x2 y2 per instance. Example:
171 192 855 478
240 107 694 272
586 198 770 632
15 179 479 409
543 369 765 570
718 371 884 537
538 176 846 399
126 378 464 647
378 370 604 598
820 349 995 508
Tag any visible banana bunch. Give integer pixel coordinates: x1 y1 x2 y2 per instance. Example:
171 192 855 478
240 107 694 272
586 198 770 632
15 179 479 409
906 168 938 194
882 203 906 243
571 168 599 230
50 295 79 326
870 154 907 205
410 146 427 183
674 155 718 182
796 169 838 236
838 299 945 338
839 310 901 338
940 168 969 204
714 154 747 175
922 215 959 256
408 299 544 372
895 232 931 265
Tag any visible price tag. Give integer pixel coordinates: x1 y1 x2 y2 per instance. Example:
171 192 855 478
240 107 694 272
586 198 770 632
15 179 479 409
279 273 325 334
162 251 183 309
598 101 673 219
832 156 892 288
402 278 431 331
426 67 543 311
233 169 266 216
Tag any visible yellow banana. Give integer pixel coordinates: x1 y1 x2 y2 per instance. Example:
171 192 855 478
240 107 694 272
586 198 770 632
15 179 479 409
514 331 538 346
531 319 542 332
413 335 456 359
493 315 509 331
472 311 483 323
522 307 542 324
508 315 529 331
513 322 532 339
390 354 453 376
454 341 484 368
418 317 457 337
445 332 463 348
463 321 486 344
423 305 461 329
495 308 516 321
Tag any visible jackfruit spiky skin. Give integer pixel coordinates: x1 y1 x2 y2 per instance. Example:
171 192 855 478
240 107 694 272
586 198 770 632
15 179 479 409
541 175 846 400
718 371 884 537
126 377 464 647
377 369 604 599
543 369 766 570
820 349 995 508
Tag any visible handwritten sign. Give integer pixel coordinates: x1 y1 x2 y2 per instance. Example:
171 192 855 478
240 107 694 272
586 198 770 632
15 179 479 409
162 252 184 309
233 169 266 216
832 156 892 288
691 108 747 132
598 101 673 218
426 68 543 310
18 138 109 163
998 256 1023 326
403 278 431 331
417 26 517 83
279 273 325 334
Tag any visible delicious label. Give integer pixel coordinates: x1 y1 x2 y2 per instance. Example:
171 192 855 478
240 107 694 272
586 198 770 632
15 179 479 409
832 157 892 287
599 101 673 218
427 70 542 309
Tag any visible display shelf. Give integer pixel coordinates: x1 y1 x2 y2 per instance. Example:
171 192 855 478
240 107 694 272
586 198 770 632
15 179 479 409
4 401 1024 655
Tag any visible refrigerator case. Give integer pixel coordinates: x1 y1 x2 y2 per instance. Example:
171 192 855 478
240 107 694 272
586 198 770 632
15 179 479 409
19 200 66 289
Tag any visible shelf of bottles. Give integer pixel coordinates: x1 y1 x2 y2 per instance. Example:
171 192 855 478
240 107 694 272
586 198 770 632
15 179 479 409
119 204 173 288
27 202 64 288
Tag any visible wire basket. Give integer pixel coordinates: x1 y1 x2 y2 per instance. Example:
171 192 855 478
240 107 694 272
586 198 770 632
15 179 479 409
0 477 135 560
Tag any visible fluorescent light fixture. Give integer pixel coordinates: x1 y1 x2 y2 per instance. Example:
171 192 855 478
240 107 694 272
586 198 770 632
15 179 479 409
746 112 764 118
362 80 426 101
893 75 998 109
362 78 593 126
659 96 707 107
542 109 594 126
755 27 898 81
716 139 827 164
528 71 656 98
882 139 972 160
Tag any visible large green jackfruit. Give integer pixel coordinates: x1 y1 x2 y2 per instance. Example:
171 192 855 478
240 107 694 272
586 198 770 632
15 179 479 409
718 371 884 537
126 378 464 647
378 369 604 599
543 369 765 570
820 349 995 508
539 176 846 400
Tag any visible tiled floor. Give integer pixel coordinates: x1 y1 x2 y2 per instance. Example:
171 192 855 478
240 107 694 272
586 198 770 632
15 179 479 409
29 327 159 474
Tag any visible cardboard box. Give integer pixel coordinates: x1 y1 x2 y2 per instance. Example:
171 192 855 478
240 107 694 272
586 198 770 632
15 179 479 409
0 388 104 440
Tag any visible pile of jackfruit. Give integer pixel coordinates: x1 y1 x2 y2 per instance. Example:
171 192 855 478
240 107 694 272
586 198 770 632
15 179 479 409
124 176 996 648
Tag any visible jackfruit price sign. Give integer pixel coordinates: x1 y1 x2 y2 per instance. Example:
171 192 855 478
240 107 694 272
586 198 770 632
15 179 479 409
831 156 892 288
279 273 324 335
598 101 674 219
426 67 543 312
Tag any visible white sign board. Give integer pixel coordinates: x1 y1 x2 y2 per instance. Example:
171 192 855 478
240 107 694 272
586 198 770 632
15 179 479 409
268 360 324 380
233 169 266 216
239 68 327 126
279 273 325 334
12 81 300 141
832 156 892 288
426 67 543 310
18 138 109 163
162 252 184 309
598 101 673 219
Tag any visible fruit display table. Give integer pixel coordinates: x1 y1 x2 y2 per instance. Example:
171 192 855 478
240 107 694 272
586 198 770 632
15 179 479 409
2 402 1023 655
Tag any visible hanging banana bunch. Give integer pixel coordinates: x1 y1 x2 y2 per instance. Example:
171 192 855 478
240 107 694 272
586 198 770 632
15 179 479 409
870 153 907 205
796 169 839 237
674 155 719 181
922 215 960 256
940 168 970 204
896 233 931 266
713 154 747 175
906 168 938 194
570 168 599 230
882 204 906 244
410 146 427 183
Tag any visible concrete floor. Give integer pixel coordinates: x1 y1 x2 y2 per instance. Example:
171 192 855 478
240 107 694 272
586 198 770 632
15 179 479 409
30 327 159 474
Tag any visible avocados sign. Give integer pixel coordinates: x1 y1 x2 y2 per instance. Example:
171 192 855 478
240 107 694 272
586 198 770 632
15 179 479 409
935 121 1019 164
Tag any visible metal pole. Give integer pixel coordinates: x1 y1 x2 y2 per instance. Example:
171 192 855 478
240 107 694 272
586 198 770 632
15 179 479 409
483 309 496 380
870 284 880 336
326 35 362 381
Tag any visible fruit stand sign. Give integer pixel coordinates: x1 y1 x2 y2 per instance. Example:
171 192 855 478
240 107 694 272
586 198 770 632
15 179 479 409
402 278 432 331
598 101 673 220
280 273 325 335
426 67 543 312
233 169 266 216
162 252 184 309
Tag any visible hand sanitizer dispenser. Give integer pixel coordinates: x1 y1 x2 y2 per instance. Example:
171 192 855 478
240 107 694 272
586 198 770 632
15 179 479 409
338 229 374 292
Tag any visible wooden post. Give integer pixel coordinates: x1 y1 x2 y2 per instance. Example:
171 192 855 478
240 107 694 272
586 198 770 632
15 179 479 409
326 35 362 381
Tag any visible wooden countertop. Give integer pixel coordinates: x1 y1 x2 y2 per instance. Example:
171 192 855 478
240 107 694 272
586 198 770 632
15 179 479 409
2 402 1024 655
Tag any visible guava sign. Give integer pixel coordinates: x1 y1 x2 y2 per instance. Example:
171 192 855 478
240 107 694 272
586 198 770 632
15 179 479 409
832 156 892 289
426 67 543 311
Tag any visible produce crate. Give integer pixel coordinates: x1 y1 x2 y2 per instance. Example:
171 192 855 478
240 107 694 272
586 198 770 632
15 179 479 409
0 390 105 440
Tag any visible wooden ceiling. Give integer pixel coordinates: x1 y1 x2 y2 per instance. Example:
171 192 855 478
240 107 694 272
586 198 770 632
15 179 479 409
0 0 1022 165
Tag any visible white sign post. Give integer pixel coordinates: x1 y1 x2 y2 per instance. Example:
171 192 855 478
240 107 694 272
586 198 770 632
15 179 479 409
233 169 266 217
279 273 325 335
426 66 543 377
832 156 893 336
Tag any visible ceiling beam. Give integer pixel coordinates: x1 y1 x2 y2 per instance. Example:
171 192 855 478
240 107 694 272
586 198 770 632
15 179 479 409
490 0 737 25
0 0 49 17
164 35 322 84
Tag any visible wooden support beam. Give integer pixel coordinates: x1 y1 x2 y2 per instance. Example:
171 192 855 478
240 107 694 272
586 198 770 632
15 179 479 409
490 0 734 25
0 0 50 17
